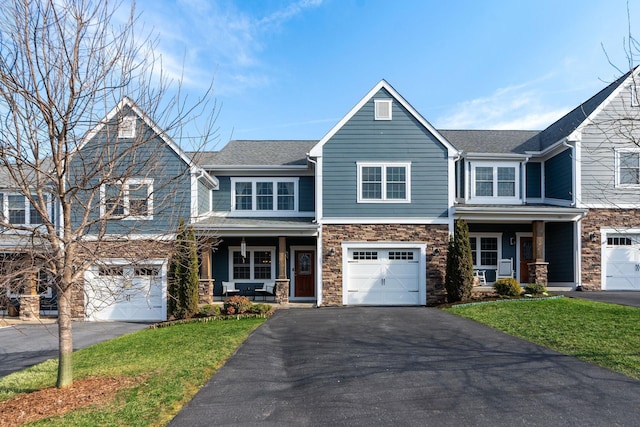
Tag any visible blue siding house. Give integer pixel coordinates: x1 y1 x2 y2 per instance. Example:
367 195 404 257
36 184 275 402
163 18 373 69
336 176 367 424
6 68 640 321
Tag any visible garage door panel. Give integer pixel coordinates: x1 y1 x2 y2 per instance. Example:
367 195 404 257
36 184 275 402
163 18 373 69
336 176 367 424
345 248 423 305
605 239 640 290
85 263 166 321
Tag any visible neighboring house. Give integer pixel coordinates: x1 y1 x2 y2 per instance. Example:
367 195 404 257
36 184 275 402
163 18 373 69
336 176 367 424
4 68 640 321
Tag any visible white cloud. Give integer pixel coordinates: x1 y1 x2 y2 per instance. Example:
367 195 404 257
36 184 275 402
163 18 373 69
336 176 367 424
436 80 572 130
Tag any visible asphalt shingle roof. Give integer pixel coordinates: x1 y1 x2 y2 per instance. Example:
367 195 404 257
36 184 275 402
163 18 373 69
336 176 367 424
189 140 317 167
438 130 540 154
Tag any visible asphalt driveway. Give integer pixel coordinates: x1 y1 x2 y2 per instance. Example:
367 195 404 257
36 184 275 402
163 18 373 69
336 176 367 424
0 321 150 378
170 307 640 427
561 290 640 307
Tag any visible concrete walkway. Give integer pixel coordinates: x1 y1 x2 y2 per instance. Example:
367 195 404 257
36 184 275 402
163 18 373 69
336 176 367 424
170 307 640 426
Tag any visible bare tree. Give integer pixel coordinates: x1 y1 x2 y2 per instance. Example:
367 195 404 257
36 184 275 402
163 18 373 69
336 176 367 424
0 0 216 388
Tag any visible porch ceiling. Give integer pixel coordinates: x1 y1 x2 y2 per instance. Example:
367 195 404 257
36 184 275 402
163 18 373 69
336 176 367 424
453 205 587 223
192 216 319 237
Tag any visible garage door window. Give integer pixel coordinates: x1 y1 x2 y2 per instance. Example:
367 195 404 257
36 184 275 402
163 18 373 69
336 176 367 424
353 251 378 260
389 251 414 260
607 235 638 246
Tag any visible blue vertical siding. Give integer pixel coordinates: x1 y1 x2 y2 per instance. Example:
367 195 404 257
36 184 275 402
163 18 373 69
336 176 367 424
526 162 542 198
545 222 574 282
322 88 449 218
545 150 572 201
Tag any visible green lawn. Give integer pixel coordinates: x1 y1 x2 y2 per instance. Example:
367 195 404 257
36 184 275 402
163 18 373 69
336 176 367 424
0 317 266 426
445 297 640 380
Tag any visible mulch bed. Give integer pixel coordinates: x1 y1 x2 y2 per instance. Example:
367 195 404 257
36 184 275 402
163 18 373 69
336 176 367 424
0 376 140 426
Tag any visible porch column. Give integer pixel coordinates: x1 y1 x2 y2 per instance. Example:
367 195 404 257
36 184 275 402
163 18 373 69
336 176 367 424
198 240 213 304
533 221 544 262
275 236 290 304
529 221 549 286
19 269 40 321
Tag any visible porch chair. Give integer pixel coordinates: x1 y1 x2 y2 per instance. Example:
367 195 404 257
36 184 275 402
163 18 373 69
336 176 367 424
496 259 515 280
253 282 276 301
222 281 240 298
473 270 487 286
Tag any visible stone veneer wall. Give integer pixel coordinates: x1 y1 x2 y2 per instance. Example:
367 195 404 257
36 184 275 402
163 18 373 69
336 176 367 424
321 223 450 306
581 208 640 290
71 240 175 319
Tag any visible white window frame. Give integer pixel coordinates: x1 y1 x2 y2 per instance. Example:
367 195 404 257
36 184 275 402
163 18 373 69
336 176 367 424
357 162 411 203
228 246 276 282
615 148 640 187
469 161 520 204
100 178 154 220
469 233 502 269
230 178 299 216
374 99 393 120
0 193 50 227
118 116 136 138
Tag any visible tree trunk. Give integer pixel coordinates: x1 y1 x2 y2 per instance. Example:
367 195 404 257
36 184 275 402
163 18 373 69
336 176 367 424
56 286 73 388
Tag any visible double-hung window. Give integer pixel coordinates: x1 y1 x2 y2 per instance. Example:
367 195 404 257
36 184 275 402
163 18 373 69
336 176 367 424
230 247 275 281
231 178 298 214
469 234 501 268
616 150 640 186
0 193 48 226
357 162 411 203
101 178 153 219
470 162 520 203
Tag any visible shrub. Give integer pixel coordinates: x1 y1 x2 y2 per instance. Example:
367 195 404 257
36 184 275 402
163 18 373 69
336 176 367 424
198 304 221 317
445 219 474 302
524 283 547 295
223 296 252 315
250 303 274 315
493 278 522 297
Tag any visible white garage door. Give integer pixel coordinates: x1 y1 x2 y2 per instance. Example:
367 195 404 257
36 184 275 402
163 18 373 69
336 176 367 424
85 262 167 321
604 235 640 290
345 248 423 305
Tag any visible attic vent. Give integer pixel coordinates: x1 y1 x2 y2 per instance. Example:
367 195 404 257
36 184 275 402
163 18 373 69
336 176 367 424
374 99 392 120
118 116 136 138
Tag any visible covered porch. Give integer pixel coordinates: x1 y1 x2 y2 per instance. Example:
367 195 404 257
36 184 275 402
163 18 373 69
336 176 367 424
454 205 587 287
193 217 319 304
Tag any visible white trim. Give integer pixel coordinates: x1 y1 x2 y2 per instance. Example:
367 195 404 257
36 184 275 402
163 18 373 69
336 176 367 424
575 220 582 289
228 246 276 282
319 217 451 225
356 162 411 203
99 178 154 220
583 203 640 209
340 241 427 306
190 172 198 220
315 156 323 221
230 177 299 215
118 116 136 138
374 99 392 120
469 233 503 269
614 148 640 188
469 161 521 204
289 245 316 301
309 80 459 158
568 68 640 141
316 224 323 306
0 193 51 227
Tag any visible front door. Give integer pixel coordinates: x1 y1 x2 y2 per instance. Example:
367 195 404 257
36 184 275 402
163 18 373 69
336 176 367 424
294 250 315 297
519 237 534 283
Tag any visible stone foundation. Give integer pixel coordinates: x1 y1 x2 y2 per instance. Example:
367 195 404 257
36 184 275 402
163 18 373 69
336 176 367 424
19 295 40 320
321 223 450 306
527 261 549 286
198 279 214 304
275 279 290 304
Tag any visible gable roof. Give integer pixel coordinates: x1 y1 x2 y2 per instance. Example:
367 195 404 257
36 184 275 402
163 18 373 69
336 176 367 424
191 140 317 168
523 68 636 152
309 79 458 157
80 97 218 188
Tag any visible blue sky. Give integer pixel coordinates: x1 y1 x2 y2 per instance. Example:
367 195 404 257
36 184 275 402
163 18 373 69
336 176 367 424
135 0 639 150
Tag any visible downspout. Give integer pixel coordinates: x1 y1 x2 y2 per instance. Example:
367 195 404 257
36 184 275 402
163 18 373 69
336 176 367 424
307 155 322 307
563 138 582 290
